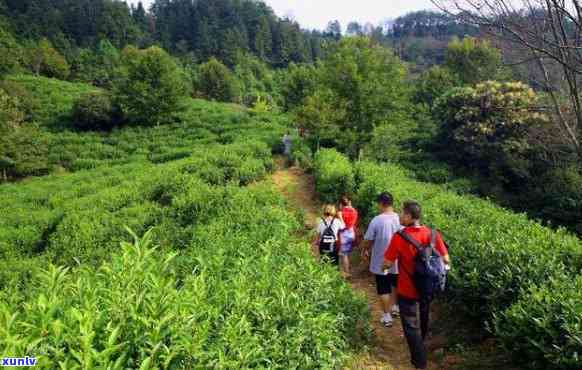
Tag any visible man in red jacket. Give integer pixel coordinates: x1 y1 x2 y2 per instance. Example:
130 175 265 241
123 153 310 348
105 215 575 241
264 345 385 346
383 201 450 370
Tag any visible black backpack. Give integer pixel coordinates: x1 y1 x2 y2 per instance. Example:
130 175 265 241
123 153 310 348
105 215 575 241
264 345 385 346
319 218 337 253
397 229 447 300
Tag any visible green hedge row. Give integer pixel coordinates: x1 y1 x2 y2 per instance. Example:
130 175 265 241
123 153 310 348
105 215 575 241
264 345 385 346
314 149 582 369
313 149 355 204
0 183 368 368
0 140 273 270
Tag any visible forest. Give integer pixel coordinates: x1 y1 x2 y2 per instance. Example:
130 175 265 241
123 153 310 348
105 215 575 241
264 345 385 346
1 0 582 369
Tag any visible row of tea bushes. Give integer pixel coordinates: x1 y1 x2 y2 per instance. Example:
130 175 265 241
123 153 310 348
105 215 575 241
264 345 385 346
313 149 355 204
0 140 274 278
313 149 582 369
0 182 369 368
5 75 288 178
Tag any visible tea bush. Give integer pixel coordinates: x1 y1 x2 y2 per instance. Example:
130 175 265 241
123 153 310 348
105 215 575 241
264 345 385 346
494 274 582 369
313 149 355 204
0 148 369 368
316 149 582 369
72 91 120 131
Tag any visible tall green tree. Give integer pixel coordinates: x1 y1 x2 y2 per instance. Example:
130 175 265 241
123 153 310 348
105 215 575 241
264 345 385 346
195 57 240 103
445 37 504 85
0 21 20 76
114 46 187 126
23 38 70 79
316 37 409 157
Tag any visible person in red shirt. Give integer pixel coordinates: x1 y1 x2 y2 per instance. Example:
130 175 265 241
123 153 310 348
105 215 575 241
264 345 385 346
383 200 450 370
337 196 359 278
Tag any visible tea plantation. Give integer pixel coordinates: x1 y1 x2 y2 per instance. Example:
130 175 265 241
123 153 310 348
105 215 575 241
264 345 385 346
0 78 369 368
314 149 582 370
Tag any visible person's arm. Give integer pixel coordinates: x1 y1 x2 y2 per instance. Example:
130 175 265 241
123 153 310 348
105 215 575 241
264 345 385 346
382 235 400 271
435 232 451 266
361 239 372 261
361 222 375 261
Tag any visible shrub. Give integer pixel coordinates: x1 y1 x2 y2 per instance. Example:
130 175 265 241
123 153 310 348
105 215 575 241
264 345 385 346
314 149 355 203
72 91 119 131
0 23 21 77
347 159 582 369
494 275 582 369
195 58 241 103
435 81 547 186
23 38 70 79
114 46 188 126
445 37 503 85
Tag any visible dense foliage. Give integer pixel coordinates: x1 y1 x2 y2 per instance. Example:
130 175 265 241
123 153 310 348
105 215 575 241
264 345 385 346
294 37 409 158
114 46 188 126
0 94 368 368
313 149 355 204
195 58 240 103
434 81 547 186
315 149 582 369
71 91 119 131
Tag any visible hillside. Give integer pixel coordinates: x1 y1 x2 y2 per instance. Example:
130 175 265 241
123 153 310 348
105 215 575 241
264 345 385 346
2 2 582 367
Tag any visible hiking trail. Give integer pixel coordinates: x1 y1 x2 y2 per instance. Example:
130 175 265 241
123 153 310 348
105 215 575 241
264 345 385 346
271 157 438 370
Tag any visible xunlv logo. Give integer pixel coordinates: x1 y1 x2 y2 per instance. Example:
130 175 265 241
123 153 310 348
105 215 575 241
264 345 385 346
1 357 37 367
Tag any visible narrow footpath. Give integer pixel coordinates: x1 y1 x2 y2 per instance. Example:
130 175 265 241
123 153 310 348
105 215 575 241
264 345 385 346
271 158 436 370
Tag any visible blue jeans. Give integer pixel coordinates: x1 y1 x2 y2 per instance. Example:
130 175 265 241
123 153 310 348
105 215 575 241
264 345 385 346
399 296 431 369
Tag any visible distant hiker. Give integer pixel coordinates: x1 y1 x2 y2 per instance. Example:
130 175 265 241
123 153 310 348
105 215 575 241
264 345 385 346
313 204 344 265
362 192 402 327
384 200 450 370
282 131 292 161
337 195 359 278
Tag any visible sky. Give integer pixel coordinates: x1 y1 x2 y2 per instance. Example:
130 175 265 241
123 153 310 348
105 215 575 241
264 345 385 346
128 0 437 31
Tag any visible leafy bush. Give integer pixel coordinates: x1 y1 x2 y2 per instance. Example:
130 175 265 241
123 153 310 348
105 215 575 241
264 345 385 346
535 166 582 234
344 157 582 369
23 38 70 79
195 58 241 103
0 22 21 76
314 149 355 203
72 91 120 131
114 46 188 126
445 37 503 85
0 143 368 368
435 81 547 186
494 275 582 369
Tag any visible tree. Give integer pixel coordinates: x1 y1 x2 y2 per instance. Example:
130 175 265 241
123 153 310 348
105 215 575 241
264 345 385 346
445 37 503 85
413 66 460 110
434 81 547 184
0 88 48 180
346 22 363 36
293 89 347 150
23 38 69 79
279 63 318 111
72 91 120 131
325 20 342 40
114 46 187 126
0 21 20 77
433 0 582 159
195 57 240 103
317 37 409 157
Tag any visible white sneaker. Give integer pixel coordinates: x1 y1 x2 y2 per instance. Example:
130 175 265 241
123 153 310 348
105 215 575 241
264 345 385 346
391 305 400 317
380 314 394 328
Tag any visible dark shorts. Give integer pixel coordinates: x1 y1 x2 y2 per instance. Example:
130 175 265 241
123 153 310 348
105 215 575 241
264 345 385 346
375 273 398 295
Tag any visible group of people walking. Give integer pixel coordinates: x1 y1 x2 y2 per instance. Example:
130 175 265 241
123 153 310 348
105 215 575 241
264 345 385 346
313 193 451 370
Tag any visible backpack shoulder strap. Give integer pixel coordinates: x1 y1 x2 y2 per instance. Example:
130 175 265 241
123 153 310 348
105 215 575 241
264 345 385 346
430 229 436 248
397 230 423 253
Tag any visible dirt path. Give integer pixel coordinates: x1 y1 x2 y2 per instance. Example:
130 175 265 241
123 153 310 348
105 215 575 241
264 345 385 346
271 158 433 370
